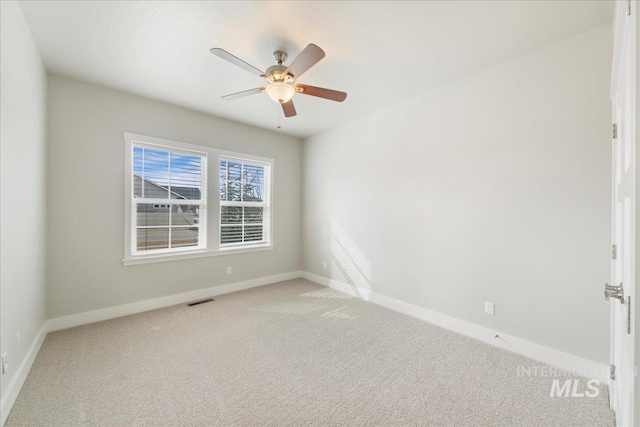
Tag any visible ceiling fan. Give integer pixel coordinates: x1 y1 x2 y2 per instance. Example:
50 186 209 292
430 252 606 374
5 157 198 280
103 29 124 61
210 44 347 118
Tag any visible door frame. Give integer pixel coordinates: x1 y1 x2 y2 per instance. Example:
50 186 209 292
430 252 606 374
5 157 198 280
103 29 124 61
609 0 637 425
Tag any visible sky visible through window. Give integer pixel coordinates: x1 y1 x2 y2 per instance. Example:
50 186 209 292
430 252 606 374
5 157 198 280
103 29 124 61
133 146 203 193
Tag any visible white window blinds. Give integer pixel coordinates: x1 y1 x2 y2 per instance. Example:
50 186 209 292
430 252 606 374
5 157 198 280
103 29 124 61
219 157 271 246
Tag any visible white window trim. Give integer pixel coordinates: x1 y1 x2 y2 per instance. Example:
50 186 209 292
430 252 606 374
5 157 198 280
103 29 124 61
123 132 274 266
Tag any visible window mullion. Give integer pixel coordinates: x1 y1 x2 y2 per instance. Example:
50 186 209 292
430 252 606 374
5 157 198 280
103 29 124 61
168 151 172 202
168 203 173 249
241 163 244 243
239 162 242 203
132 199 138 254
141 148 145 198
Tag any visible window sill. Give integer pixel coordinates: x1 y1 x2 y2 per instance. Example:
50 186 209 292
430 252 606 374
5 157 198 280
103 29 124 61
123 244 273 266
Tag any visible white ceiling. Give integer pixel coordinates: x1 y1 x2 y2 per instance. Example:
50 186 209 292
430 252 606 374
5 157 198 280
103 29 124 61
19 1 613 138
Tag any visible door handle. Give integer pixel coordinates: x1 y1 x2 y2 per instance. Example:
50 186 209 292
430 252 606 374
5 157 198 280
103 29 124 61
604 283 624 303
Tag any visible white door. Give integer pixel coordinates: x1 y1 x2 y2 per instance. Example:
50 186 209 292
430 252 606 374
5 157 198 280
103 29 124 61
609 1 636 426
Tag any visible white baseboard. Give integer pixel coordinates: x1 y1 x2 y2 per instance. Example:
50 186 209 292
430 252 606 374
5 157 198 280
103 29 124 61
47 271 303 332
0 323 47 426
301 271 609 383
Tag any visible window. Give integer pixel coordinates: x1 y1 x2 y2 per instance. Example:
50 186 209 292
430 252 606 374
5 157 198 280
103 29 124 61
132 144 207 255
124 133 273 265
219 158 270 247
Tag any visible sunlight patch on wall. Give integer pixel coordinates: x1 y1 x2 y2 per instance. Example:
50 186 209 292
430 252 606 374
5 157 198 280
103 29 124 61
330 218 372 299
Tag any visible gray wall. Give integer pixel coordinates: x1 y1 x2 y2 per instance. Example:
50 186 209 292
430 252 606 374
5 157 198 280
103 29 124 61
302 25 612 364
0 0 48 405
47 75 302 318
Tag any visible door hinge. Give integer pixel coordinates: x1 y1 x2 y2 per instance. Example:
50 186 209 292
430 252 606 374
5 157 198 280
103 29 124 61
612 244 617 259
628 0 631 16
610 364 616 380
613 123 618 139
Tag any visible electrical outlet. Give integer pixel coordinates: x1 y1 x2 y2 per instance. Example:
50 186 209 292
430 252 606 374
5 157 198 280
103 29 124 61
485 301 495 315
2 352 7 375
323 261 327 270
226 267 232 275
16 332 20 351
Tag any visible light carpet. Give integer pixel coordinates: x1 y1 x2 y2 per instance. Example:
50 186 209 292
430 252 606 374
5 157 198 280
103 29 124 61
6 279 614 426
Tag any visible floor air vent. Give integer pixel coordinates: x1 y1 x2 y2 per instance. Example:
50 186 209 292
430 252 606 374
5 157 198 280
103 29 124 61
187 298 214 307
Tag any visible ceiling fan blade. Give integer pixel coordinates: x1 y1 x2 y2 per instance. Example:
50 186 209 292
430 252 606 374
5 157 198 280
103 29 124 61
221 87 264 101
281 100 297 117
284 44 325 80
295 84 347 102
210 48 265 78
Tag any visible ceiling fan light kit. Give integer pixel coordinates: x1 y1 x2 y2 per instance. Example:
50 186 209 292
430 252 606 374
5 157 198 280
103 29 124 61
266 82 295 104
210 44 347 118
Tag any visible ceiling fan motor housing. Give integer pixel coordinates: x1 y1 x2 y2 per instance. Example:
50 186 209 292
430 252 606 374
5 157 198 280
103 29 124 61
265 65 293 83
